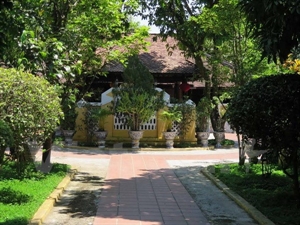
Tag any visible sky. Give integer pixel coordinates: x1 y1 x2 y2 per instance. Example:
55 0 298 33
133 15 160 33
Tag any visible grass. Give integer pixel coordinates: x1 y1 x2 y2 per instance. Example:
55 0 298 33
0 161 69 225
211 163 300 225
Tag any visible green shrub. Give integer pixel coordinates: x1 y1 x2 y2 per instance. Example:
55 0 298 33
226 73 300 205
0 120 14 164
0 68 63 148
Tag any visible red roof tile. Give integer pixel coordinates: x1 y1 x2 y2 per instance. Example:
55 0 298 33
105 35 195 74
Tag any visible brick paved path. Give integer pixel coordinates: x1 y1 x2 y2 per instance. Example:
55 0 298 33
44 133 250 225
94 154 214 225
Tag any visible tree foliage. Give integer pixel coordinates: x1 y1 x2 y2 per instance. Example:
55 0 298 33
139 0 219 98
0 0 149 136
0 0 149 97
113 55 165 131
226 74 300 205
0 119 14 164
0 67 63 151
239 0 300 62
139 0 281 135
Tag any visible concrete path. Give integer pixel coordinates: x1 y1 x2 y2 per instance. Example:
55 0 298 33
38 134 259 225
40 150 110 225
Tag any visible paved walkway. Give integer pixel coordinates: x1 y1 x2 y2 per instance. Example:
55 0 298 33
95 154 209 225
40 133 259 225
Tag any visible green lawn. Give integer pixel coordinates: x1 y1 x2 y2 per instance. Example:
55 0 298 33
212 163 300 225
0 161 68 225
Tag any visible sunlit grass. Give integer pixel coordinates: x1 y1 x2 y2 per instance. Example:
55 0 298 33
0 162 68 225
213 163 300 225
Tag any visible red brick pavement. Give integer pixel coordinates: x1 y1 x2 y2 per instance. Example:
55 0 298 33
48 133 239 225
92 133 238 225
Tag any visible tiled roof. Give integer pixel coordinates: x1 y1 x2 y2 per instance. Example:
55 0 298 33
103 34 234 88
105 35 195 74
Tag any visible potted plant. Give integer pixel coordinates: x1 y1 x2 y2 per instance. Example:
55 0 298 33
89 105 112 148
0 68 63 163
114 87 164 148
176 99 196 140
112 55 165 148
160 105 182 148
196 97 212 147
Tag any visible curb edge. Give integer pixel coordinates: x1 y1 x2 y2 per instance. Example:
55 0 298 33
201 168 275 225
28 167 78 225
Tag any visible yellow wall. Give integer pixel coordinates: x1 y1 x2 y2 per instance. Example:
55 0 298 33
73 106 197 144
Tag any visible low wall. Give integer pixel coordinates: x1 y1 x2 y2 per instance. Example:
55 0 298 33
73 107 197 144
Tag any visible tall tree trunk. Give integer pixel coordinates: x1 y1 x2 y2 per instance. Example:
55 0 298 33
210 106 226 132
194 55 211 100
42 137 52 165
237 131 245 165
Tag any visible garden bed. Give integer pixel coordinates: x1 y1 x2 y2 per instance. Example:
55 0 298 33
211 163 300 225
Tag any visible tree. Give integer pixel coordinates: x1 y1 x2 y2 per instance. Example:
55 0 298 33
0 68 62 163
1 0 149 87
197 0 282 157
0 0 149 161
239 0 300 62
139 0 219 100
113 55 165 131
202 0 281 85
0 120 14 164
0 0 149 105
138 0 280 122
226 74 300 206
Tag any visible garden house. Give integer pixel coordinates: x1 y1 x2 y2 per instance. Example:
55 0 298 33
86 34 232 104
73 34 233 144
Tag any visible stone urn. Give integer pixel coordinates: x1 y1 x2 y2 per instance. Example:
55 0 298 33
163 131 177 149
214 132 225 148
62 130 75 146
26 140 42 161
94 131 108 148
128 131 144 149
196 132 210 147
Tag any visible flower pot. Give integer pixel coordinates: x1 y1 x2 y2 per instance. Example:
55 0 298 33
163 131 177 149
94 131 108 148
26 140 42 161
62 129 75 146
128 131 144 149
196 132 210 147
214 132 225 148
